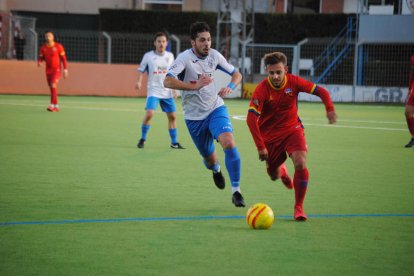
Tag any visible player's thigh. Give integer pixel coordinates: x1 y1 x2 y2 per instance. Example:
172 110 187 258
406 87 414 106
159 98 176 113
185 119 215 158
405 103 414 117
47 72 61 86
145 96 160 110
208 106 233 141
406 88 414 115
285 129 308 156
266 142 288 173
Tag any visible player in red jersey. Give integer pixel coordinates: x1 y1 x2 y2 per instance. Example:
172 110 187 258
38 31 68 112
246 52 337 221
404 54 414 148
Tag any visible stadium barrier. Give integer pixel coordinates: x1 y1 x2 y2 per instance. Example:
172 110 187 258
0 60 146 97
1 21 413 102
0 59 243 98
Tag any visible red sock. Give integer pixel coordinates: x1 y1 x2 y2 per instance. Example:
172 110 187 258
406 117 414 136
50 87 58 105
293 168 309 207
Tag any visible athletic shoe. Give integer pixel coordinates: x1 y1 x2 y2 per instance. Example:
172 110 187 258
137 139 145 148
279 164 293 189
47 105 56 112
212 170 225 189
232 191 245 207
170 142 185 149
294 206 307 221
405 138 414 148
54 107 60 112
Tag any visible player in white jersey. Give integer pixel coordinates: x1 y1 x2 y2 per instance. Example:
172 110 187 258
164 22 245 207
136 32 184 149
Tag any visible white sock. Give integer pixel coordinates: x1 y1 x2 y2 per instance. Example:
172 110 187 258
232 186 241 194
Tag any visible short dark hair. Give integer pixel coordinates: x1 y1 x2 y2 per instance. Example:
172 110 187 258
154 32 168 42
189 22 210 40
263 52 288 67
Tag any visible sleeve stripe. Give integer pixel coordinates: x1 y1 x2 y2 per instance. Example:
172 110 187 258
248 107 260 116
310 84 317 94
166 72 176 78
216 64 234 75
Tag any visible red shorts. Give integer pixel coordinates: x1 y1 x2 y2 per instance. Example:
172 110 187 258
46 71 61 85
265 128 308 171
407 87 414 106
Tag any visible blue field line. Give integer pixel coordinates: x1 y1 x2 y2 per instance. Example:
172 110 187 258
1 213 414 227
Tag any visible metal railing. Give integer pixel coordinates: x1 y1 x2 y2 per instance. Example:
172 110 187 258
2 21 413 89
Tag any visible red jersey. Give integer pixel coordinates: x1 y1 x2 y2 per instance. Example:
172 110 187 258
407 54 414 106
38 42 67 74
247 74 334 150
410 54 414 91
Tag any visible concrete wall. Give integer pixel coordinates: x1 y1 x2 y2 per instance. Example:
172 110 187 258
0 60 146 97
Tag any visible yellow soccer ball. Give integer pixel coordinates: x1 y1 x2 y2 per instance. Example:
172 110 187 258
246 203 275 229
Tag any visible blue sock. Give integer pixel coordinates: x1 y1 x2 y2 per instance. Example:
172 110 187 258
224 147 241 188
169 128 177 144
203 160 220 173
141 124 150 140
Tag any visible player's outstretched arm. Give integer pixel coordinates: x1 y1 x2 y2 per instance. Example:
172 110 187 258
246 111 267 160
327 111 337 124
164 74 212 91
218 70 242 97
136 71 144 91
37 55 43 67
313 86 337 124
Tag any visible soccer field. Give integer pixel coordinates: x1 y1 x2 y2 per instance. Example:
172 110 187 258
1 94 413 275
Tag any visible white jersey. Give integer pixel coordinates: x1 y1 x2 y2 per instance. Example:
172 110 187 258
138 50 174 99
167 48 236 120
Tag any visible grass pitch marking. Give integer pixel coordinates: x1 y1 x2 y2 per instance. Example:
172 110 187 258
1 213 414 227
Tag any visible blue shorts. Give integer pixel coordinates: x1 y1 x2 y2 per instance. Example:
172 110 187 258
185 105 233 158
145 96 176 113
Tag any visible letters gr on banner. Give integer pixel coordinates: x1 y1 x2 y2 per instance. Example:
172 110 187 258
374 88 404 103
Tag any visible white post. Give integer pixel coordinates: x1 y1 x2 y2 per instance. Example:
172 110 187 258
102 32 111 64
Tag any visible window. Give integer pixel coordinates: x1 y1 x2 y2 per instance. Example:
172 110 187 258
287 0 320 14
144 0 183 11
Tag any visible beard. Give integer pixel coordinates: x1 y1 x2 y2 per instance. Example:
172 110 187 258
196 47 209 57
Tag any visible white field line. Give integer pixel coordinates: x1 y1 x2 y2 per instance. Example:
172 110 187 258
231 115 406 132
0 101 406 131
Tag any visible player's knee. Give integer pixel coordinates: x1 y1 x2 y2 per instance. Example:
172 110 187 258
269 175 278 181
219 133 235 149
267 170 278 181
294 162 306 171
167 113 176 122
292 157 306 170
146 110 154 118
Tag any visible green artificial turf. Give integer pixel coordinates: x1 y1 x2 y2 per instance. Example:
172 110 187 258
0 95 413 275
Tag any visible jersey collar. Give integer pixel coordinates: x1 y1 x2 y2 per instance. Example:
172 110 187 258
267 75 287 90
190 48 208 60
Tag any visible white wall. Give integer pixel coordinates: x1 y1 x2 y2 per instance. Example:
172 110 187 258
343 0 359 13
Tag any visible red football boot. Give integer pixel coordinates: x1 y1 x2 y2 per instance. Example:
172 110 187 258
294 205 307 221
